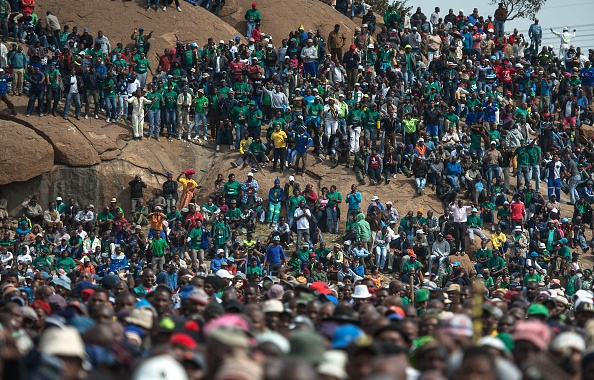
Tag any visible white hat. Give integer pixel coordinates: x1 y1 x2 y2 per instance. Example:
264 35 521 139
479 336 506 352
289 175 295 181
318 350 348 379
503 201 509 205
56 196 62 201
216 269 234 279
368 43 374 49
418 137 424 142
563 27 569 31
416 229 425 235
39 327 88 360
371 196 379 201
551 208 558 213
256 331 290 354
132 354 188 380
514 226 523 232
247 172 254 177
219 40 225 43
217 248 225 254
284 55 290 59
125 308 154 329
352 285 372 299
262 299 284 313
362 23 368 28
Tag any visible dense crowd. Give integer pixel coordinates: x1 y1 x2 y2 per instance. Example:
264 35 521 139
1 0 594 379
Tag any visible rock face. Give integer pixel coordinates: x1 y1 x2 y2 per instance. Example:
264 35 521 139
38 0 246 59
0 121 54 185
219 0 358 43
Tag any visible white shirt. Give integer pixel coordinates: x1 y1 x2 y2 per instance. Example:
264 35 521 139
449 204 472 223
294 207 311 230
69 76 79 94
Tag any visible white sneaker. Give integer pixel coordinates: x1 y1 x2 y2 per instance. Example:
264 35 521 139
94 115 99 119
393 174 397 179
216 145 220 151
163 5 166 10
84 114 88 119
177 6 181 11
203 136 208 141
230 145 234 150
106 118 110 122
177 136 182 140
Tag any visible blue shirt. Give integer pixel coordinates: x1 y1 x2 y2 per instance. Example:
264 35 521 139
0 76 11 95
446 161 462 176
295 132 313 153
210 257 227 272
264 244 286 265
346 191 362 210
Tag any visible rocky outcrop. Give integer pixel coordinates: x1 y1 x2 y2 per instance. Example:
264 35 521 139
0 121 54 185
219 0 358 42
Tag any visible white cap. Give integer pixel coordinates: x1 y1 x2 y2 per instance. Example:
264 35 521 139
503 201 509 205
368 43 374 49
247 172 254 176
39 327 88 361
132 354 188 380
514 226 523 232
219 40 225 43
362 24 368 28
416 229 424 235
216 269 234 279
267 43 273 48
289 176 295 181
551 208 558 213
56 196 62 201
371 196 379 201
284 55 290 59
418 137 424 142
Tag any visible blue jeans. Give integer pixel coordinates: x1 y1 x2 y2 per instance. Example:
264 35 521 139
148 229 167 240
338 118 347 134
495 20 505 34
487 166 501 189
63 92 81 118
351 3 366 17
375 246 387 269
548 178 561 201
147 109 161 137
404 70 414 90
234 123 245 148
531 166 540 192
446 175 460 191
246 22 257 38
428 254 447 275
118 94 128 120
265 66 277 78
569 175 581 204
326 207 338 234
105 97 117 120
194 112 208 138
146 0 159 6
517 165 531 188
27 90 44 115
499 219 511 231
469 147 483 159
165 108 177 136
415 177 426 190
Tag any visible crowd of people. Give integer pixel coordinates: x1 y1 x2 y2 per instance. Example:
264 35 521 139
1 0 594 379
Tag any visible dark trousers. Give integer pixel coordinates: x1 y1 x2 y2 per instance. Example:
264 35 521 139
453 222 466 252
272 147 286 171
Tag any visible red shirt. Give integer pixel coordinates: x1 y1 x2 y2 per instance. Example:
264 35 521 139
510 201 525 221
185 212 204 231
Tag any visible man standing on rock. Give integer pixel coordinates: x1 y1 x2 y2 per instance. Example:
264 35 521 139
244 3 261 41
129 174 147 214
0 68 16 115
328 24 346 64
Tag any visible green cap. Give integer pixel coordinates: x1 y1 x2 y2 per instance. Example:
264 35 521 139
248 100 257 106
527 303 549 317
416 288 430 303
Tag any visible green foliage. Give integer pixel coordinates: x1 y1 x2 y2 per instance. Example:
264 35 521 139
488 0 547 21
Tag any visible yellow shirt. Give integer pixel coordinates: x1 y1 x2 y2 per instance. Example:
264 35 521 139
271 130 288 149
178 177 198 190
490 232 507 249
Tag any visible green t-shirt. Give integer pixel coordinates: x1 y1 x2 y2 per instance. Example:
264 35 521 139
347 109 365 126
327 192 342 208
47 68 61 88
247 109 262 128
487 256 506 270
364 109 381 130
188 227 203 250
403 260 422 273
488 130 501 142
146 92 163 111
194 95 209 113
135 58 150 74
232 105 248 125
164 91 178 109
470 132 482 149
150 238 168 257
102 78 116 98
226 208 242 220
514 108 529 120
526 145 541 166
224 181 241 197
467 215 483 228
307 103 323 119
97 212 114 222
524 274 542 284
514 146 530 166
56 256 76 272
475 247 492 261
245 8 261 22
